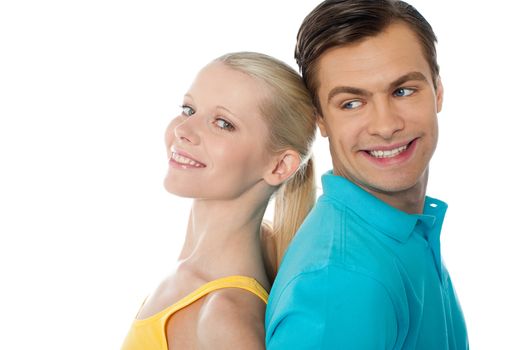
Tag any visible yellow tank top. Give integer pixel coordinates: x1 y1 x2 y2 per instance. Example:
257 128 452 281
121 275 269 350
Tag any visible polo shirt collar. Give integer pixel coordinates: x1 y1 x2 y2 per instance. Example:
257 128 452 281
321 171 447 244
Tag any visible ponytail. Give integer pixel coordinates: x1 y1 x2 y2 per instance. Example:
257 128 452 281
272 157 316 270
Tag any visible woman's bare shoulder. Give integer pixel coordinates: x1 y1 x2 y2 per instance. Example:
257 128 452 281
197 289 266 350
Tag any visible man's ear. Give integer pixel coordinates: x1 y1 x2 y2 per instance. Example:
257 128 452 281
264 150 301 186
436 76 444 113
316 112 328 137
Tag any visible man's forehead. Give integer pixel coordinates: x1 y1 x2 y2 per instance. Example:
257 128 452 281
314 24 433 93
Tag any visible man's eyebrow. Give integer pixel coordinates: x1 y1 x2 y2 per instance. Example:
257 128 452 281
326 71 430 103
327 86 370 103
389 71 428 89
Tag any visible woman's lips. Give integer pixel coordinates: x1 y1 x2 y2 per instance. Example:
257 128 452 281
169 146 206 168
171 152 206 168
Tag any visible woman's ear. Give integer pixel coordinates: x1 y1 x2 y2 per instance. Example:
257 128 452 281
263 150 301 186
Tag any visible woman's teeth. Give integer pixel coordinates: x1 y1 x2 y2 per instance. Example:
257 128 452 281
172 153 205 167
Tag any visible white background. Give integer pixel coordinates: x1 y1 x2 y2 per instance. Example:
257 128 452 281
1 1 525 349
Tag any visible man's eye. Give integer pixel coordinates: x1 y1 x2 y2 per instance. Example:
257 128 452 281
181 105 195 116
393 88 415 97
342 100 363 110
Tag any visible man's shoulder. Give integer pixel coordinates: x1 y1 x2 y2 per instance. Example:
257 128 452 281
274 202 344 292
265 263 399 348
281 193 396 281
270 200 408 318
286 194 350 254
269 260 395 306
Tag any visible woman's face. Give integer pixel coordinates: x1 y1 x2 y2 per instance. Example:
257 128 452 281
164 61 273 200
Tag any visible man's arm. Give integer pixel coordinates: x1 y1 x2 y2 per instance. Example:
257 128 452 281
266 266 398 349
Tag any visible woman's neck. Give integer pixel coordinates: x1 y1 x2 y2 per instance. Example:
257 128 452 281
177 197 271 290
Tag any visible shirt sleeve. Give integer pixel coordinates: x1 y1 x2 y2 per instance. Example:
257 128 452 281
266 265 398 350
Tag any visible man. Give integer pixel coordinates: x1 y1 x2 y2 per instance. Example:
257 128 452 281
265 0 469 349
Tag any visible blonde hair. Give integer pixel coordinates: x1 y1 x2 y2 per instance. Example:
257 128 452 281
216 52 316 272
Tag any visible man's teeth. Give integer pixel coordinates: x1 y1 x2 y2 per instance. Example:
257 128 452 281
369 144 408 158
172 153 204 167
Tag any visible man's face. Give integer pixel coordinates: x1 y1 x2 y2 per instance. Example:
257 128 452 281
315 22 443 204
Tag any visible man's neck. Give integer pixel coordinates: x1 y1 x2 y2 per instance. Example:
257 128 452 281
359 170 429 214
370 187 426 214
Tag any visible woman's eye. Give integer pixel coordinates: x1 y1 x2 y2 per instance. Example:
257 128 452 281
342 100 363 110
393 88 415 97
181 105 195 117
215 118 235 131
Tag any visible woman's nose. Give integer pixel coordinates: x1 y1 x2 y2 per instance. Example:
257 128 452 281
173 114 201 145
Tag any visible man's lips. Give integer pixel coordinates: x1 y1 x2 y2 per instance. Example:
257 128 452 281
364 139 416 159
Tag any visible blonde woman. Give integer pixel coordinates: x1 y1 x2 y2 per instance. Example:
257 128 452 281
121 52 316 349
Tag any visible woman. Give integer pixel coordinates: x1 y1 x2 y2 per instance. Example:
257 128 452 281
121 52 316 349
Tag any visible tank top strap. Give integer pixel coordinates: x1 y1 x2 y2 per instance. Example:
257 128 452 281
185 275 269 305
152 275 268 322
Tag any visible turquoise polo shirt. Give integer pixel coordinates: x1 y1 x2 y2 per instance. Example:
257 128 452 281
265 171 468 349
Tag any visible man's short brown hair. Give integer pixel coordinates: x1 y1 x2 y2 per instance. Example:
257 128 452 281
295 0 439 112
